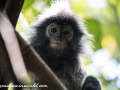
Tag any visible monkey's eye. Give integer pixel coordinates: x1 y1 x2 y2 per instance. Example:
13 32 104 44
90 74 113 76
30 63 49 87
63 30 70 35
50 28 57 33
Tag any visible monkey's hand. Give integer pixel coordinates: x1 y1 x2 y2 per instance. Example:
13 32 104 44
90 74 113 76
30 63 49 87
82 76 102 90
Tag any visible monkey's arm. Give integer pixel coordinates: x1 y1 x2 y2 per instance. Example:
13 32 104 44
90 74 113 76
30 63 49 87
82 76 102 90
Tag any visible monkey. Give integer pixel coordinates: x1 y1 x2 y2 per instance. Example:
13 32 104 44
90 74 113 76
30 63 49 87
28 0 102 90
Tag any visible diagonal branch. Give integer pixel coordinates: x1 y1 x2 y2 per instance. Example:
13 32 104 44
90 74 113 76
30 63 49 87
0 0 67 89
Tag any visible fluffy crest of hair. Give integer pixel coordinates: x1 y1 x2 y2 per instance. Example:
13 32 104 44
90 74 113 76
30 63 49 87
36 0 74 25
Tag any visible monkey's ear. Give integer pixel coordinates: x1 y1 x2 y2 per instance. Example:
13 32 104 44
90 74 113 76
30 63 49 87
81 76 102 90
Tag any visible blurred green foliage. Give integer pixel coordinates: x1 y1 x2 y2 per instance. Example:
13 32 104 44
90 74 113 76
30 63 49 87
16 0 120 90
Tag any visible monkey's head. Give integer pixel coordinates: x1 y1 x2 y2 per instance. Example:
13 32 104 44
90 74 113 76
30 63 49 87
31 0 92 58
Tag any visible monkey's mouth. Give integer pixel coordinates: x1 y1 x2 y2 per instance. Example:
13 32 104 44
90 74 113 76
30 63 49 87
52 41 64 45
50 41 65 49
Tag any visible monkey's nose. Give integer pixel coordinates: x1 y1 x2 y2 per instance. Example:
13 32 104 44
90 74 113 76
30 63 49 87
57 35 62 38
56 35 63 41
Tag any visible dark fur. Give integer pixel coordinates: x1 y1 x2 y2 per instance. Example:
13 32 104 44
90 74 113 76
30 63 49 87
31 16 85 90
30 1 101 90
30 15 101 90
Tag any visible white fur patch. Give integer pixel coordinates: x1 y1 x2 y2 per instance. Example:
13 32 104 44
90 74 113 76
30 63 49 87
36 0 74 24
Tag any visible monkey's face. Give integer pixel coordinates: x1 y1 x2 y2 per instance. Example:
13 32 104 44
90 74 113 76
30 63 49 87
46 23 73 50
